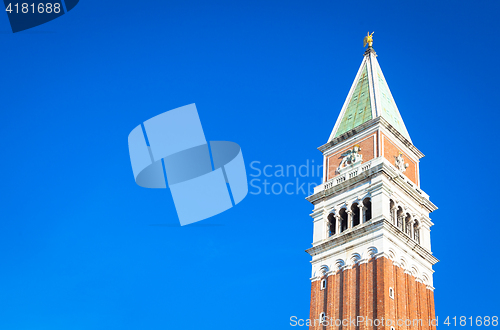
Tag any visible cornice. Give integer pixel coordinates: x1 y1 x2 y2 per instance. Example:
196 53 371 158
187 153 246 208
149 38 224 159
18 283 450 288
318 116 425 160
305 217 439 266
384 219 439 265
306 158 437 214
306 218 384 257
384 163 437 213
319 117 382 153
378 116 424 159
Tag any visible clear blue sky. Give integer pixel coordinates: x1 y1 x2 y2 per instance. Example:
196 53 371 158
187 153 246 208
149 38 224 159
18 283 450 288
1 0 499 329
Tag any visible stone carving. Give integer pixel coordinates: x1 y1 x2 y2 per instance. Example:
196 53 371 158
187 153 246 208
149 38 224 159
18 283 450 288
350 253 361 265
367 246 378 258
318 265 329 277
395 152 409 173
338 145 363 172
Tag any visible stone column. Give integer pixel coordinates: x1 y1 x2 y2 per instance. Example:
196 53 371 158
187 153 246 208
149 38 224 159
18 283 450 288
414 225 421 243
408 219 415 238
347 210 354 229
391 207 397 225
359 204 366 224
397 215 404 229
336 215 342 234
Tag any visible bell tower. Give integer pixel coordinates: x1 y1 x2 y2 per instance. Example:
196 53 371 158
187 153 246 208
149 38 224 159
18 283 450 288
306 36 438 329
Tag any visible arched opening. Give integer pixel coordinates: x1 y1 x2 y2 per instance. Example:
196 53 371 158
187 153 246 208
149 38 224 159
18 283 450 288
363 198 372 221
414 221 420 243
397 207 404 230
319 313 326 325
351 203 360 227
405 213 412 236
339 208 348 232
321 279 327 290
390 199 396 224
327 213 336 236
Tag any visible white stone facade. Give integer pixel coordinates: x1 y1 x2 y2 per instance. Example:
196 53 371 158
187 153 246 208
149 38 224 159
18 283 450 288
307 126 438 291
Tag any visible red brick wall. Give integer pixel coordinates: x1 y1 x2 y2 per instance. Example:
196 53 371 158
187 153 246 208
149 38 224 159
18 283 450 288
381 133 419 186
309 279 319 328
309 257 436 329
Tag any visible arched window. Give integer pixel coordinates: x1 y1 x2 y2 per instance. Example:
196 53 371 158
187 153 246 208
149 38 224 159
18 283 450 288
397 207 404 230
319 313 326 325
363 198 372 221
321 279 327 290
339 208 348 232
414 221 420 243
351 203 360 227
405 213 412 236
327 213 336 236
390 199 396 224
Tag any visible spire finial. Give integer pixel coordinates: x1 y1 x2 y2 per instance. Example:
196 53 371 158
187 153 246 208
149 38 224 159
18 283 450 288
363 31 376 57
363 31 374 48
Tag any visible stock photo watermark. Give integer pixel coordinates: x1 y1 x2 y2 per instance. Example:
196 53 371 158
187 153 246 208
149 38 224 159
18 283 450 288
290 316 439 327
290 316 499 327
249 160 323 196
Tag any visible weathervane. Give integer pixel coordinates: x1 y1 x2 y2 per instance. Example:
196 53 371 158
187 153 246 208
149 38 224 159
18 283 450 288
363 32 374 48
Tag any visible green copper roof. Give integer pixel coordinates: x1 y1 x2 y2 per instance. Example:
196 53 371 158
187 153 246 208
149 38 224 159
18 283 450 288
329 51 412 143
375 66 411 140
334 65 372 137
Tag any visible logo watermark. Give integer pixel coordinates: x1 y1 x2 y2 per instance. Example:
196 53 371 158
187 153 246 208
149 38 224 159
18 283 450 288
128 104 248 226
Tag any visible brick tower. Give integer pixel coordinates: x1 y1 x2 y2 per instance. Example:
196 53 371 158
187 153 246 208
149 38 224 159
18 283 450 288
306 38 438 329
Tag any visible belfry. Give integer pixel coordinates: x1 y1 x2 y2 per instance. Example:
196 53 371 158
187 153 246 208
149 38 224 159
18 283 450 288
306 34 438 329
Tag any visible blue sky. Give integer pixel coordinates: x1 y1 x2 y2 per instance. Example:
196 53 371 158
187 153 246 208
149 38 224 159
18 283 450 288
1 0 499 329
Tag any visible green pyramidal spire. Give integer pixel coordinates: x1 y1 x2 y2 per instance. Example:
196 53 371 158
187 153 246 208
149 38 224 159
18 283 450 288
334 64 372 137
329 47 412 143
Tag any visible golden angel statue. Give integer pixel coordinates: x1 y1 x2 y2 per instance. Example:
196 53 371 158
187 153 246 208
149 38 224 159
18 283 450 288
363 32 374 48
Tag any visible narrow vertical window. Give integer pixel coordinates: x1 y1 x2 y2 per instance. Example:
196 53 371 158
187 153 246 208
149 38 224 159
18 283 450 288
389 287 394 299
327 214 336 236
319 312 326 325
363 198 372 221
405 214 412 236
351 203 360 227
414 222 420 244
321 279 326 290
397 207 404 230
